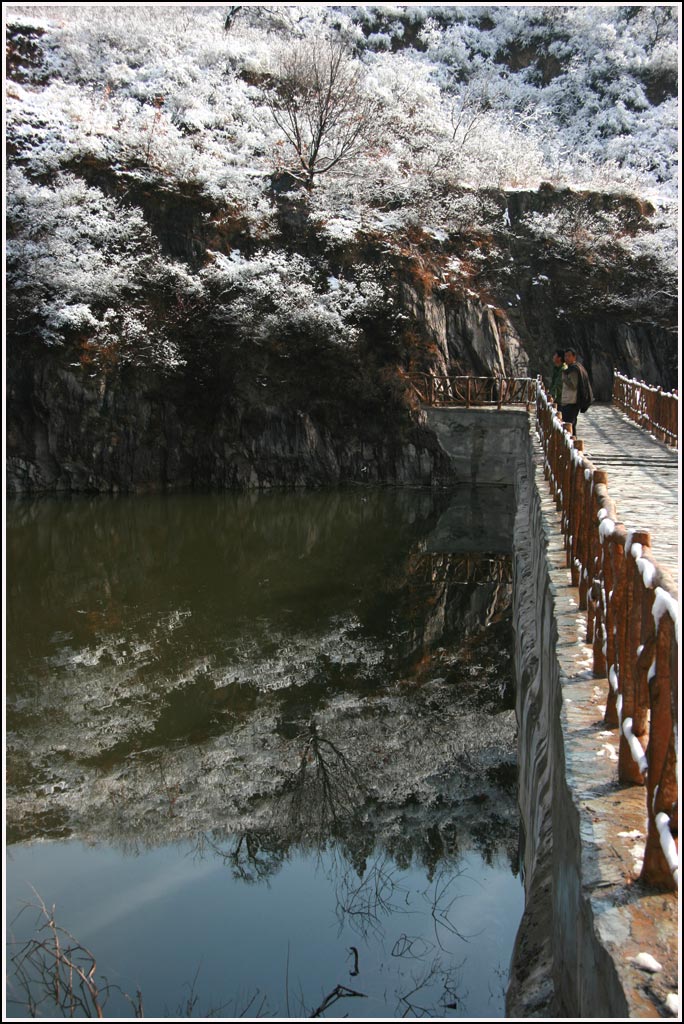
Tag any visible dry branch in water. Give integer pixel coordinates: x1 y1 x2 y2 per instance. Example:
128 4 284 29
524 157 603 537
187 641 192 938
8 894 144 1018
8 895 365 1019
309 983 367 1017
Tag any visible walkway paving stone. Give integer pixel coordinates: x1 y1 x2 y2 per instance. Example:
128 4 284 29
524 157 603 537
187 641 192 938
575 404 679 589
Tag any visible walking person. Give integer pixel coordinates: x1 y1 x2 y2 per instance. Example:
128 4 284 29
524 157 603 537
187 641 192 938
560 348 593 436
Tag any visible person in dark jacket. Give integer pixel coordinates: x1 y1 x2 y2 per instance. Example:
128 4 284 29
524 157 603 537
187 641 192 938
561 348 591 436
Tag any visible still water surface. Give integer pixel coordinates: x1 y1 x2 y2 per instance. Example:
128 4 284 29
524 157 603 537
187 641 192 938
6 488 523 1018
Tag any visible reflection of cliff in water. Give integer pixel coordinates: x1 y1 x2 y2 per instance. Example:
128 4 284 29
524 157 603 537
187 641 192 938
7 489 518 877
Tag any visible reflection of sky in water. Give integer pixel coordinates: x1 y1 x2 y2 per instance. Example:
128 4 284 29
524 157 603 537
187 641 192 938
7 839 523 1019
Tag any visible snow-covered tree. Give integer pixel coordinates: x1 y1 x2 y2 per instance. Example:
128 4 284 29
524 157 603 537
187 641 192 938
266 34 383 188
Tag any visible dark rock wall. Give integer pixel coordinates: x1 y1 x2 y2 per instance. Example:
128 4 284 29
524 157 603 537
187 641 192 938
6 177 677 496
6 293 674 496
7 339 456 495
398 272 673 403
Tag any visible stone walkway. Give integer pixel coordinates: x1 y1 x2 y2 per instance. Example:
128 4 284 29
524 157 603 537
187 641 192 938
526 442 679 1017
575 403 679 589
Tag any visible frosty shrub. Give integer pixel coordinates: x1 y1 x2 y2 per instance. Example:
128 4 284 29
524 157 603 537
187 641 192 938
201 250 385 346
4 2 679 370
7 4 678 205
6 168 183 367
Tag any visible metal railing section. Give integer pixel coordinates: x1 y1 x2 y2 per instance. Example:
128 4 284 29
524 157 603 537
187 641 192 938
613 371 678 449
536 380 679 891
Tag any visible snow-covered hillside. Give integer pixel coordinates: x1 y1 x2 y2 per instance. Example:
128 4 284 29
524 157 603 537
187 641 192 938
5 4 679 494
8 4 679 198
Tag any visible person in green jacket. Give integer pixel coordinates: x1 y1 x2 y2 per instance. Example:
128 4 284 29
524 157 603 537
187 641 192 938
550 349 566 404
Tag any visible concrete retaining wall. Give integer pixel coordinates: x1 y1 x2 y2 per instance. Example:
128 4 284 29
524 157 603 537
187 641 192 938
507 414 678 1017
424 407 530 485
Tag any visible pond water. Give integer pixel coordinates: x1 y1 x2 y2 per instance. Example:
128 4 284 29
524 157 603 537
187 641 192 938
6 488 523 1019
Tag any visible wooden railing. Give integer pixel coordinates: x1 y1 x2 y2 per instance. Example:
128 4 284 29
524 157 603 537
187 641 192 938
410 375 536 408
536 381 679 891
613 371 678 449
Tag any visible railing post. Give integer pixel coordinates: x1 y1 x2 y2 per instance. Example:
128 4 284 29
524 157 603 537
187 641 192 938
654 389 663 443
589 468 610 671
569 440 584 585
617 530 650 785
641 610 678 890
574 449 591 604
601 533 624 726
562 429 574 559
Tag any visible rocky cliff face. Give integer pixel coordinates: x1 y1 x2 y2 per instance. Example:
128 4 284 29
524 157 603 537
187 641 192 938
6 175 676 496
6 7 678 496
7 336 455 495
392 185 676 401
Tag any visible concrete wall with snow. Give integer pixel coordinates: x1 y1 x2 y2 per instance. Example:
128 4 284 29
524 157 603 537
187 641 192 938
508 413 677 1017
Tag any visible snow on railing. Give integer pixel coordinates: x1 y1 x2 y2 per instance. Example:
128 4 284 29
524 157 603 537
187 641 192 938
409 374 536 408
536 380 679 891
613 370 678 449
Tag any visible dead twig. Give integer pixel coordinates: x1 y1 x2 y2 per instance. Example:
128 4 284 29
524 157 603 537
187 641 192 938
309 983 367 1017
7 893 130 1018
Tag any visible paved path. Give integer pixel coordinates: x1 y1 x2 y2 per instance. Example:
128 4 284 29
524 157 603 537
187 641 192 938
576 403 679 589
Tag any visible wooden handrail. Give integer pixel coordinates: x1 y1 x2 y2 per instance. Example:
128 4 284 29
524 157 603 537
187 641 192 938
409 375 536 408
536 380 679 891
613 370 678 449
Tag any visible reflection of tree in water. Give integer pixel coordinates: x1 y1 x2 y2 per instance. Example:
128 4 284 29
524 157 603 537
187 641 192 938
7 494 523 1019
192 830 287 884
282 720 367 841
8 525 520 879
327 850 477 1017
187 718 369 884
